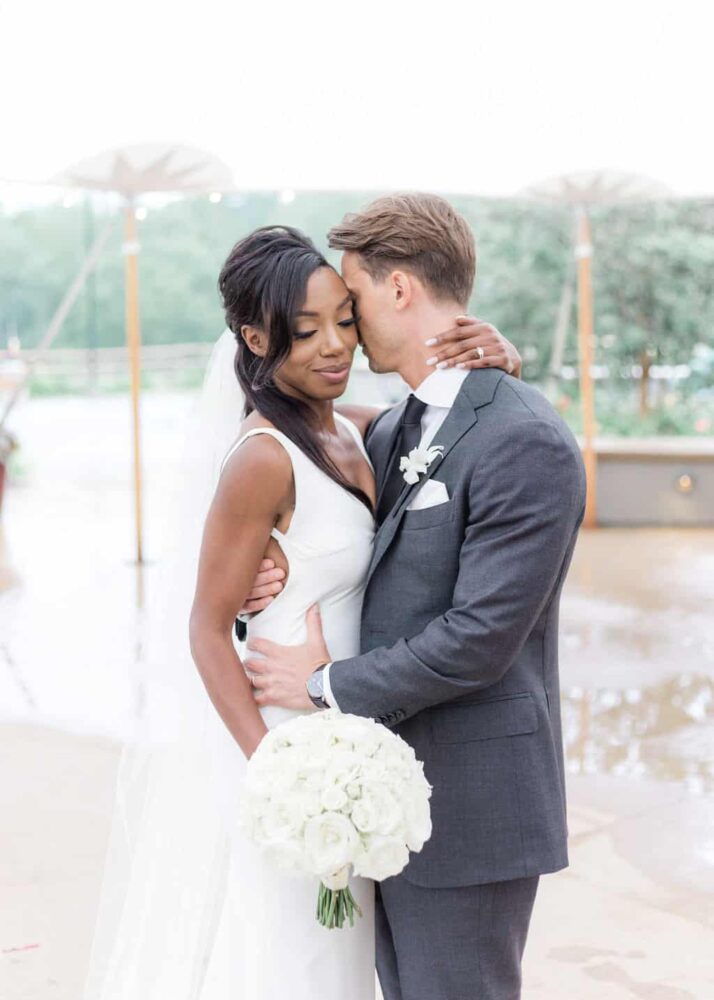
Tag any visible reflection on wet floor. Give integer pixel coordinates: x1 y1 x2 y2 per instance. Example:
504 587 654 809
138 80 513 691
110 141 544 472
2 395 714 997
556 525 714 803
563 674 714 793
1 395 713 788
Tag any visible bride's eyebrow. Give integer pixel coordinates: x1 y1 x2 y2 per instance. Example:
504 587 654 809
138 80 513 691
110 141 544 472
296 294 353 318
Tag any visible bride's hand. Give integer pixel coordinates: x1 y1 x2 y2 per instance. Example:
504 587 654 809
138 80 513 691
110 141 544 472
239 558 286 614
245 605 330 711
425 316 522 377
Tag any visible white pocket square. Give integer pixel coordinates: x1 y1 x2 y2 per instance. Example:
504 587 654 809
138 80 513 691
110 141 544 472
406 478 450 511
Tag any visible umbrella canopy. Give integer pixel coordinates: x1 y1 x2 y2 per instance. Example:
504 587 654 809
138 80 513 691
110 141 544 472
522 170 674 207
47 142 235 565
52 143 234 197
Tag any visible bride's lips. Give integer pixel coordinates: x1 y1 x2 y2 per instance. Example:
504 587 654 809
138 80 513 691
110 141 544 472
313 364 350 384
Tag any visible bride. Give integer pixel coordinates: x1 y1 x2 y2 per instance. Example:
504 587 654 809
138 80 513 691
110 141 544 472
83 225 520 1000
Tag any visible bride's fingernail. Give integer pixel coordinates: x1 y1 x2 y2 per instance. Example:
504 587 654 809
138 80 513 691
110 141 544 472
456 363 466 369
426 356 438 365
436 361 448 370
424 338 438 346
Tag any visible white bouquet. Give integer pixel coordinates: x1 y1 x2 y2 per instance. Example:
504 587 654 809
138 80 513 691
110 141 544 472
239 709 432 929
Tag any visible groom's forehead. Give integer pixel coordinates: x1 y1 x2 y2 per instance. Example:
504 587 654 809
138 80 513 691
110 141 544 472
340 252 365 292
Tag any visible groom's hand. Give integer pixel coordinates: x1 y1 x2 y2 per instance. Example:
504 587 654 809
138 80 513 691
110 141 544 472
239 558 286 615
245 605 331 710
425 316 522 377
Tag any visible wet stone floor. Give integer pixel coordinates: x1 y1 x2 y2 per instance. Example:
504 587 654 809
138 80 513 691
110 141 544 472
1 393 713 999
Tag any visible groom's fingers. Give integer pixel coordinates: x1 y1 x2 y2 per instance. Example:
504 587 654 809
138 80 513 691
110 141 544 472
241 596 275 613
244 656 266 673
246 636 280 656
306 604 330 657
245 581 284 600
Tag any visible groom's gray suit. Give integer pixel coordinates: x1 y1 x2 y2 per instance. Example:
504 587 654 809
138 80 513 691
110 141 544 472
328 368 586 1000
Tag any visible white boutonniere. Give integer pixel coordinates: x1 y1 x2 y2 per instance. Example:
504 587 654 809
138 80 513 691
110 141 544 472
399 444 444 485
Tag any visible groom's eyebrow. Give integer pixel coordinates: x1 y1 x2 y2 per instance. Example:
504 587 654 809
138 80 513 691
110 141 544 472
296 294 353 317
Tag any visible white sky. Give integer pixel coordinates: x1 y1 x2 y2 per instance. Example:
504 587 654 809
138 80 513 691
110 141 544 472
1 0 712 200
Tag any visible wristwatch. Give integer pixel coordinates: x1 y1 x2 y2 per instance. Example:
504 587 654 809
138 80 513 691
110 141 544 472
306 665 330 710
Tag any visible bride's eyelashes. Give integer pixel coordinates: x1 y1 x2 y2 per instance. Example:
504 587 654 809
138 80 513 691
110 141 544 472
292 318 358 341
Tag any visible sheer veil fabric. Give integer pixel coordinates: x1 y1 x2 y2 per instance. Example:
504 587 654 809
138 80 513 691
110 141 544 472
83 330 252 999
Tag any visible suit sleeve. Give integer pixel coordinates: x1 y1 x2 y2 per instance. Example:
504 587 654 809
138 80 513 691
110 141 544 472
328 419 586 723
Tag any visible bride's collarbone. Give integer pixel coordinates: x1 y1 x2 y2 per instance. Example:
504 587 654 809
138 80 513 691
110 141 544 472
322 428 375 505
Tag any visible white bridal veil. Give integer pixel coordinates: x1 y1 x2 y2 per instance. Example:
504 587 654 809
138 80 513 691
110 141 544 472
83 330 250 1000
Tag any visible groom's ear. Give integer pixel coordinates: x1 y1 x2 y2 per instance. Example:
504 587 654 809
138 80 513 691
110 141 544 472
390 270 414 312
241 324 268 358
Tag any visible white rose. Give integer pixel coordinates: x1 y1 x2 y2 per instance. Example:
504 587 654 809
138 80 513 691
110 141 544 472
350 794 380 834
403 787 432 852
346 781 362 799
359 781 402 836
330 716 382 755
353 836 410 881
259 799 303 844
324 750 362 791
321 783 348 811
304 811 360 876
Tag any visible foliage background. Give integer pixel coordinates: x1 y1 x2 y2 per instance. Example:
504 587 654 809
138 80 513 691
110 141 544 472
1 193 713 436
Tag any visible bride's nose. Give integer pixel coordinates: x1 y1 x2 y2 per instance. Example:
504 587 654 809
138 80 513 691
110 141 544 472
320 324 346 356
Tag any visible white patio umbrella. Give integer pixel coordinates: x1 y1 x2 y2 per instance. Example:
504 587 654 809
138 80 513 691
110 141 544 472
50 143 235 564
522 170 674 528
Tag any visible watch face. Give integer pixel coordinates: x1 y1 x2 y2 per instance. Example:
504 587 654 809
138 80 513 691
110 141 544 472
308 671 324 697
307 668 326 707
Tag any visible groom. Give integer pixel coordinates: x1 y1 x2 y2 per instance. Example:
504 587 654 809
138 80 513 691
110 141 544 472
245 193 586 999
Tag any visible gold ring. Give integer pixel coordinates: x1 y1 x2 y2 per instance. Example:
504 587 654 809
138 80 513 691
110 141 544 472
475 346 485 360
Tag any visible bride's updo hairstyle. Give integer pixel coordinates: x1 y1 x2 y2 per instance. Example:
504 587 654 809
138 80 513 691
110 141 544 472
218 226 372 512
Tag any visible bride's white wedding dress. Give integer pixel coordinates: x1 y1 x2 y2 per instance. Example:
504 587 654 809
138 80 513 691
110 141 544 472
200 413 377 999
84 332 377 1000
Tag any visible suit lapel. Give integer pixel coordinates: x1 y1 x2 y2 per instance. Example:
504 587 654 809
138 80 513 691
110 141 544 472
366 369 505 585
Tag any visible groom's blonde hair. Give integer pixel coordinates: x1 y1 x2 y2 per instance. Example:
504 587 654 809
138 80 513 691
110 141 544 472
327 192 476 306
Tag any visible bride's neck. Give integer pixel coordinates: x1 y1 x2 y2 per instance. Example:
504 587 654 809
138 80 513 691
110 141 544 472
273 376 337 433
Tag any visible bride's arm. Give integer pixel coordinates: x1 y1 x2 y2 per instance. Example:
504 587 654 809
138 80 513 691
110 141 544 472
189 436 293 758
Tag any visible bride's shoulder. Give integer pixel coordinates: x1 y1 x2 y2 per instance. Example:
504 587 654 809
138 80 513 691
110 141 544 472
217 430 293 520
239 411 276 434
220 416 292 492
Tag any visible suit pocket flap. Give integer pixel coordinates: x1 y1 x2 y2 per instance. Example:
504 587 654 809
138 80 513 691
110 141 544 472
401 498 455 530
430 693 538 743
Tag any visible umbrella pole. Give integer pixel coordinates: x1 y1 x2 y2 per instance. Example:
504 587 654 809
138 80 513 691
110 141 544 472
575 208 597 528
123 202 144 564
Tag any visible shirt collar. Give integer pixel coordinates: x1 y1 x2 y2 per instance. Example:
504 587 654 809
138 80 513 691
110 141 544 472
413 367 469 408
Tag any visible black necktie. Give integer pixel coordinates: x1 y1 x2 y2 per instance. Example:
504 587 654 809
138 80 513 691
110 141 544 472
376 394 427 524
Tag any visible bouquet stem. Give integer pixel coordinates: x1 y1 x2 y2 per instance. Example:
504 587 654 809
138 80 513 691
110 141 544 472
317 882 363 929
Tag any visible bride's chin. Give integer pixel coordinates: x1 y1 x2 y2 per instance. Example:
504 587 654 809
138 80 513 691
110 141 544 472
319 383 350 400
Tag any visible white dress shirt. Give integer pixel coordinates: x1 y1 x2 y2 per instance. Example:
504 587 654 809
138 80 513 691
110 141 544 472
322 367 469 709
